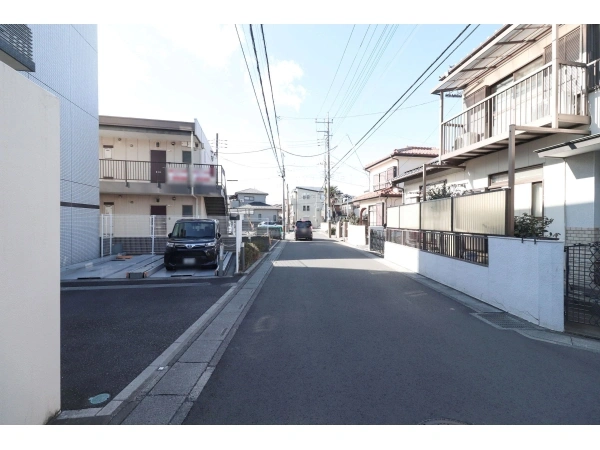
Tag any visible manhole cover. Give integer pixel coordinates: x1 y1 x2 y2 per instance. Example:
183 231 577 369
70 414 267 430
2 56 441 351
88 393 110 405
474 312 538 330
419 418 470 425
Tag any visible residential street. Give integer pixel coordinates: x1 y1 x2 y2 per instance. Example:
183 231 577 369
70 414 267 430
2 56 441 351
182 235 600 425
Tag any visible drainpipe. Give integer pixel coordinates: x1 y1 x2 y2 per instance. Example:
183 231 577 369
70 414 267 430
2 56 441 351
190 130 199 217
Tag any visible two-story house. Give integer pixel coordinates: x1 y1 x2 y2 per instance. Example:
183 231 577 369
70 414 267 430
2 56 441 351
393 24 600 245
98 115 228 253
353 146 439 226
290 186 325 228
383 24 600 334
229 188 280 230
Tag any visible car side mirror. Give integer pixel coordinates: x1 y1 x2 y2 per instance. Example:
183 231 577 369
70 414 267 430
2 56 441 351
168 233 172 238
217 232 221 239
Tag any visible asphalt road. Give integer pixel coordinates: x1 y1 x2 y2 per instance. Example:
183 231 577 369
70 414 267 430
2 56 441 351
60 277 236 410
184 237 600 425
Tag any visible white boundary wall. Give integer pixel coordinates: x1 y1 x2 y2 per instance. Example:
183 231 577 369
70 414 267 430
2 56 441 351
347 224 367 246
0 62 61 423
384 236 564 331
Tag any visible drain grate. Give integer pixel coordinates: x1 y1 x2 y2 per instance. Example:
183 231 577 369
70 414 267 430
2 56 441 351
419 418 471 425
474 312 538 330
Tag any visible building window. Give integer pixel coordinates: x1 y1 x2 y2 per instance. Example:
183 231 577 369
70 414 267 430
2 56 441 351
258 213 262 219
244 196 254 202
307 205 310 211
532 182 543 217
303 205 306 211
182 151 191 164
182 205 193 216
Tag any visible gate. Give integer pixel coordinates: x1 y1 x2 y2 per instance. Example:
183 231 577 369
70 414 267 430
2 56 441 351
369 228 385 256
565 243 600 327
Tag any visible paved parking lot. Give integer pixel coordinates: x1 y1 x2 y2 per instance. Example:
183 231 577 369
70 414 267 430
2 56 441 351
60 277 238 411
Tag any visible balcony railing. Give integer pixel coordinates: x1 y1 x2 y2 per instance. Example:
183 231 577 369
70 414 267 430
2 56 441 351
442 62 588 155
99 159 226 190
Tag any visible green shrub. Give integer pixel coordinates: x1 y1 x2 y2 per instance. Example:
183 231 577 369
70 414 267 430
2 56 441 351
242 236 270 252
330 227 336 235
514 213 560 238
244 242 261 269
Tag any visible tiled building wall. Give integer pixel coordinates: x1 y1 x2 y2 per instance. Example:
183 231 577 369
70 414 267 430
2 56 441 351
21 25 99 266
565 227 600 247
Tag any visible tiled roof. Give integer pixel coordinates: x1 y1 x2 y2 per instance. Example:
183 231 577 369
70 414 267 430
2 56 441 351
352 186 403 202
364 146 438 170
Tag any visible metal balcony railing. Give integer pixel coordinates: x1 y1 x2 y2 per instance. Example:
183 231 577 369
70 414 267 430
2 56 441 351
99 159 226 188
441 62 588 155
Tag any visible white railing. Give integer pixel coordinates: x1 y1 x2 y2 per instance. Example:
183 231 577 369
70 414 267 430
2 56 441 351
442 62 588 155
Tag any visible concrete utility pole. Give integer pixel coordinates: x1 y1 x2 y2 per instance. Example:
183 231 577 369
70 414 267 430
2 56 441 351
316 115 333 237
281 153 286 239
216 133 218 167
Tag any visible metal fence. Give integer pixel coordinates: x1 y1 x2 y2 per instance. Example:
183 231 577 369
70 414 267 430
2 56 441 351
386 228 489 266
565 243 600 327
394 189 508 236
369 228 385 256
100 214 229 256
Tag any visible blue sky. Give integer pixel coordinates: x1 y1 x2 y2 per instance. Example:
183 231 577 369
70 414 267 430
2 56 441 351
98 23 501 203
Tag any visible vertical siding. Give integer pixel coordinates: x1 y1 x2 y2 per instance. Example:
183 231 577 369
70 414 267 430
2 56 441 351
421 198 452 231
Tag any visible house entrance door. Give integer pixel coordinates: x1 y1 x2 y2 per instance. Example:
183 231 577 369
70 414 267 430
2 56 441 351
151 150 166 184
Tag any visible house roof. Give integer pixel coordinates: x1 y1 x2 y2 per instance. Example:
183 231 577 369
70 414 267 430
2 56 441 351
352 187 403 202
432 24 552 94
235 188 268 195
364 146 439 170
295 186 323 193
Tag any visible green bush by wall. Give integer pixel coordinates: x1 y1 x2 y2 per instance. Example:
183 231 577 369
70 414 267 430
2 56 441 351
244 242 261 269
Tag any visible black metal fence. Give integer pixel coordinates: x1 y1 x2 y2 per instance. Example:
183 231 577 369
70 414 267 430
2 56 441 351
369 228 385 256
565 243 600 327
386 228 489 266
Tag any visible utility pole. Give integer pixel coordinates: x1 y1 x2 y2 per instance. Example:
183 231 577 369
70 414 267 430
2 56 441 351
281 153 286 238
316 114 333 237
215 133 218 167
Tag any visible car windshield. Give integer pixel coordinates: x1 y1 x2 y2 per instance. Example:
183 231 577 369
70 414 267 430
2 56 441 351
171 222 215 239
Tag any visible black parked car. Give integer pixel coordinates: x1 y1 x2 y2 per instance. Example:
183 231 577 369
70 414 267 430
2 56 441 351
164 219 221 271
295 220 313 241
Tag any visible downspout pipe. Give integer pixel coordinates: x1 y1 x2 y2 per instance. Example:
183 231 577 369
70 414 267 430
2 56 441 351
190 130 199 217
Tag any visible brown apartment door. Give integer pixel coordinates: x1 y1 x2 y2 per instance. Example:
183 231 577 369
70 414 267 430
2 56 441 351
151 205 167 236
151 150 167 183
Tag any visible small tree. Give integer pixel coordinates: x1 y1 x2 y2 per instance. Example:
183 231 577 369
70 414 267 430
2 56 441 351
514 213 560 238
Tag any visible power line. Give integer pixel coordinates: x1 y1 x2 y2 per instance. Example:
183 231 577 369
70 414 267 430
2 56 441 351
332 25 399 135
331 24 475 173
340 25 481 169
333 25 389 120
316 25 355 118
249 24 281 174
235 25 278 171
326 25 371 115
278 99 437 120
260 24 285 177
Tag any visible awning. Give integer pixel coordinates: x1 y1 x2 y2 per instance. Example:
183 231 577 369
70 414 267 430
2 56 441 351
535 133 600 158
432 24 551 94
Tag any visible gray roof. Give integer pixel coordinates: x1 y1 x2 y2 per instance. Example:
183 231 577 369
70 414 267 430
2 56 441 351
235 188 269 195
295 186 323 193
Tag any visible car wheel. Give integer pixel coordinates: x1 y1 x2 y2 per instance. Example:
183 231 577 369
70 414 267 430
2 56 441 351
165 264 175 271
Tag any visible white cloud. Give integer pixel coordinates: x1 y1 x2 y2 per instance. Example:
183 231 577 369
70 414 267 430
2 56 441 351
270 60 307 111
153 24 239 69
